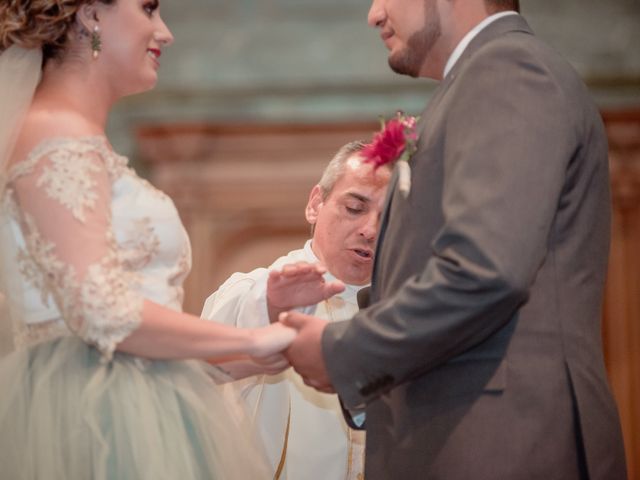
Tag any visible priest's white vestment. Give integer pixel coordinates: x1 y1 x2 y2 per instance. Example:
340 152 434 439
201 241 365 480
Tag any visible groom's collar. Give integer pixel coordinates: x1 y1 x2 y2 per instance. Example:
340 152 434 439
443 11 519 78
443 13 534 82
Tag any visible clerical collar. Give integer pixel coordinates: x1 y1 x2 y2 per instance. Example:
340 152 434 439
443 11 519 78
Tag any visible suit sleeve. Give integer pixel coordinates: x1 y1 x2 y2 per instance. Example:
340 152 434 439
323 41 579 408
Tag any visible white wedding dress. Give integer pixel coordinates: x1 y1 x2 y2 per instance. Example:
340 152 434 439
0 136 271 479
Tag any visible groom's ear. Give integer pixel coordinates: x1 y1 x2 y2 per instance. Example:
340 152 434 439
305 185 324 225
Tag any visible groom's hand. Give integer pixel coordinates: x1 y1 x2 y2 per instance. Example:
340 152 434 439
281 311 335 393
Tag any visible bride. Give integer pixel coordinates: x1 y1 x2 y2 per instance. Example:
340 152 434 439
0 1 337 478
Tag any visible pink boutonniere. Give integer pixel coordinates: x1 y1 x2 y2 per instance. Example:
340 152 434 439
361 111 419 197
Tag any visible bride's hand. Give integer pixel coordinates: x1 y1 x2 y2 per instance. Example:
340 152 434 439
250 353 291 375
249 322 297 358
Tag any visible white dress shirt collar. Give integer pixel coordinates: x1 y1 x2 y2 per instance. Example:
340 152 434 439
443 11 519 78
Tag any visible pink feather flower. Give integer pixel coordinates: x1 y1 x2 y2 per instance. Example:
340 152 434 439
361 112 419 169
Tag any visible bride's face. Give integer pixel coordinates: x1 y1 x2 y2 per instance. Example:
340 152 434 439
94 0 174 96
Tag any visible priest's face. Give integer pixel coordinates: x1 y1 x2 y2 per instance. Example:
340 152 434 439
368 0 444 79
306 155 390 286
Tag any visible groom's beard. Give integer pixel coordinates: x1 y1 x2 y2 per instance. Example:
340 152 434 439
388 4 442 78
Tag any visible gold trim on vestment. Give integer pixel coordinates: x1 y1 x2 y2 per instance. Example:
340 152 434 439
274 400 291 480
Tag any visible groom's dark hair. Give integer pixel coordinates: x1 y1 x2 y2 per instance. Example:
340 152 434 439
485 0 520 13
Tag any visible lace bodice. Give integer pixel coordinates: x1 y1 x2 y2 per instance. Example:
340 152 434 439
1 136 191 360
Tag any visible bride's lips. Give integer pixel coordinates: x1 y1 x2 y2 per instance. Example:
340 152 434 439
147 48 161 67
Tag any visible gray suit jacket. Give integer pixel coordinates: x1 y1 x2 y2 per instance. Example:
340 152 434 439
323 15 626 480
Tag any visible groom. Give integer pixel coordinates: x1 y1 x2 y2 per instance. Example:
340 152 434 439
283 0 627 478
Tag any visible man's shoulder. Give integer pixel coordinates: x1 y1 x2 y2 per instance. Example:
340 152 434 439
472 17 581 86
268 244 312 270
206 244 310 300
460 22 591 111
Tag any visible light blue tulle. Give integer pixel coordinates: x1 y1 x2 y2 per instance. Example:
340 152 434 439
0 336 272 479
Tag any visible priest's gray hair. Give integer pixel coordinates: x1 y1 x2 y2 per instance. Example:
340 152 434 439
318 140 369 199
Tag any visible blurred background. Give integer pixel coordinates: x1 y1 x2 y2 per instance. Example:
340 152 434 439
109 0 640 155
107 1 639 476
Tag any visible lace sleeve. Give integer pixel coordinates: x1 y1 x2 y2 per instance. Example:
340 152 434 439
11 140 143 361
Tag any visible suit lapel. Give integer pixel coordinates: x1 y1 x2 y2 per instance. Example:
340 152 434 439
370 79 452 299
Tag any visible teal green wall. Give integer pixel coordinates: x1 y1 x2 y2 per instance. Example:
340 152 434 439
108 0 640 157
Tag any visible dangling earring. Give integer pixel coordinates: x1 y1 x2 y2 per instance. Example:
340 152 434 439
91 25 101 59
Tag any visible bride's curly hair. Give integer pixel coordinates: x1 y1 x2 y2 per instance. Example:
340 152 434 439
0 0 115 61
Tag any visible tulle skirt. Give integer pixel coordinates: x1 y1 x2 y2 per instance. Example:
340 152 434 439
0 336 272 479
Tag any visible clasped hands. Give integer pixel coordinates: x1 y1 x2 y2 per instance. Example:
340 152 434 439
261 261 343 393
